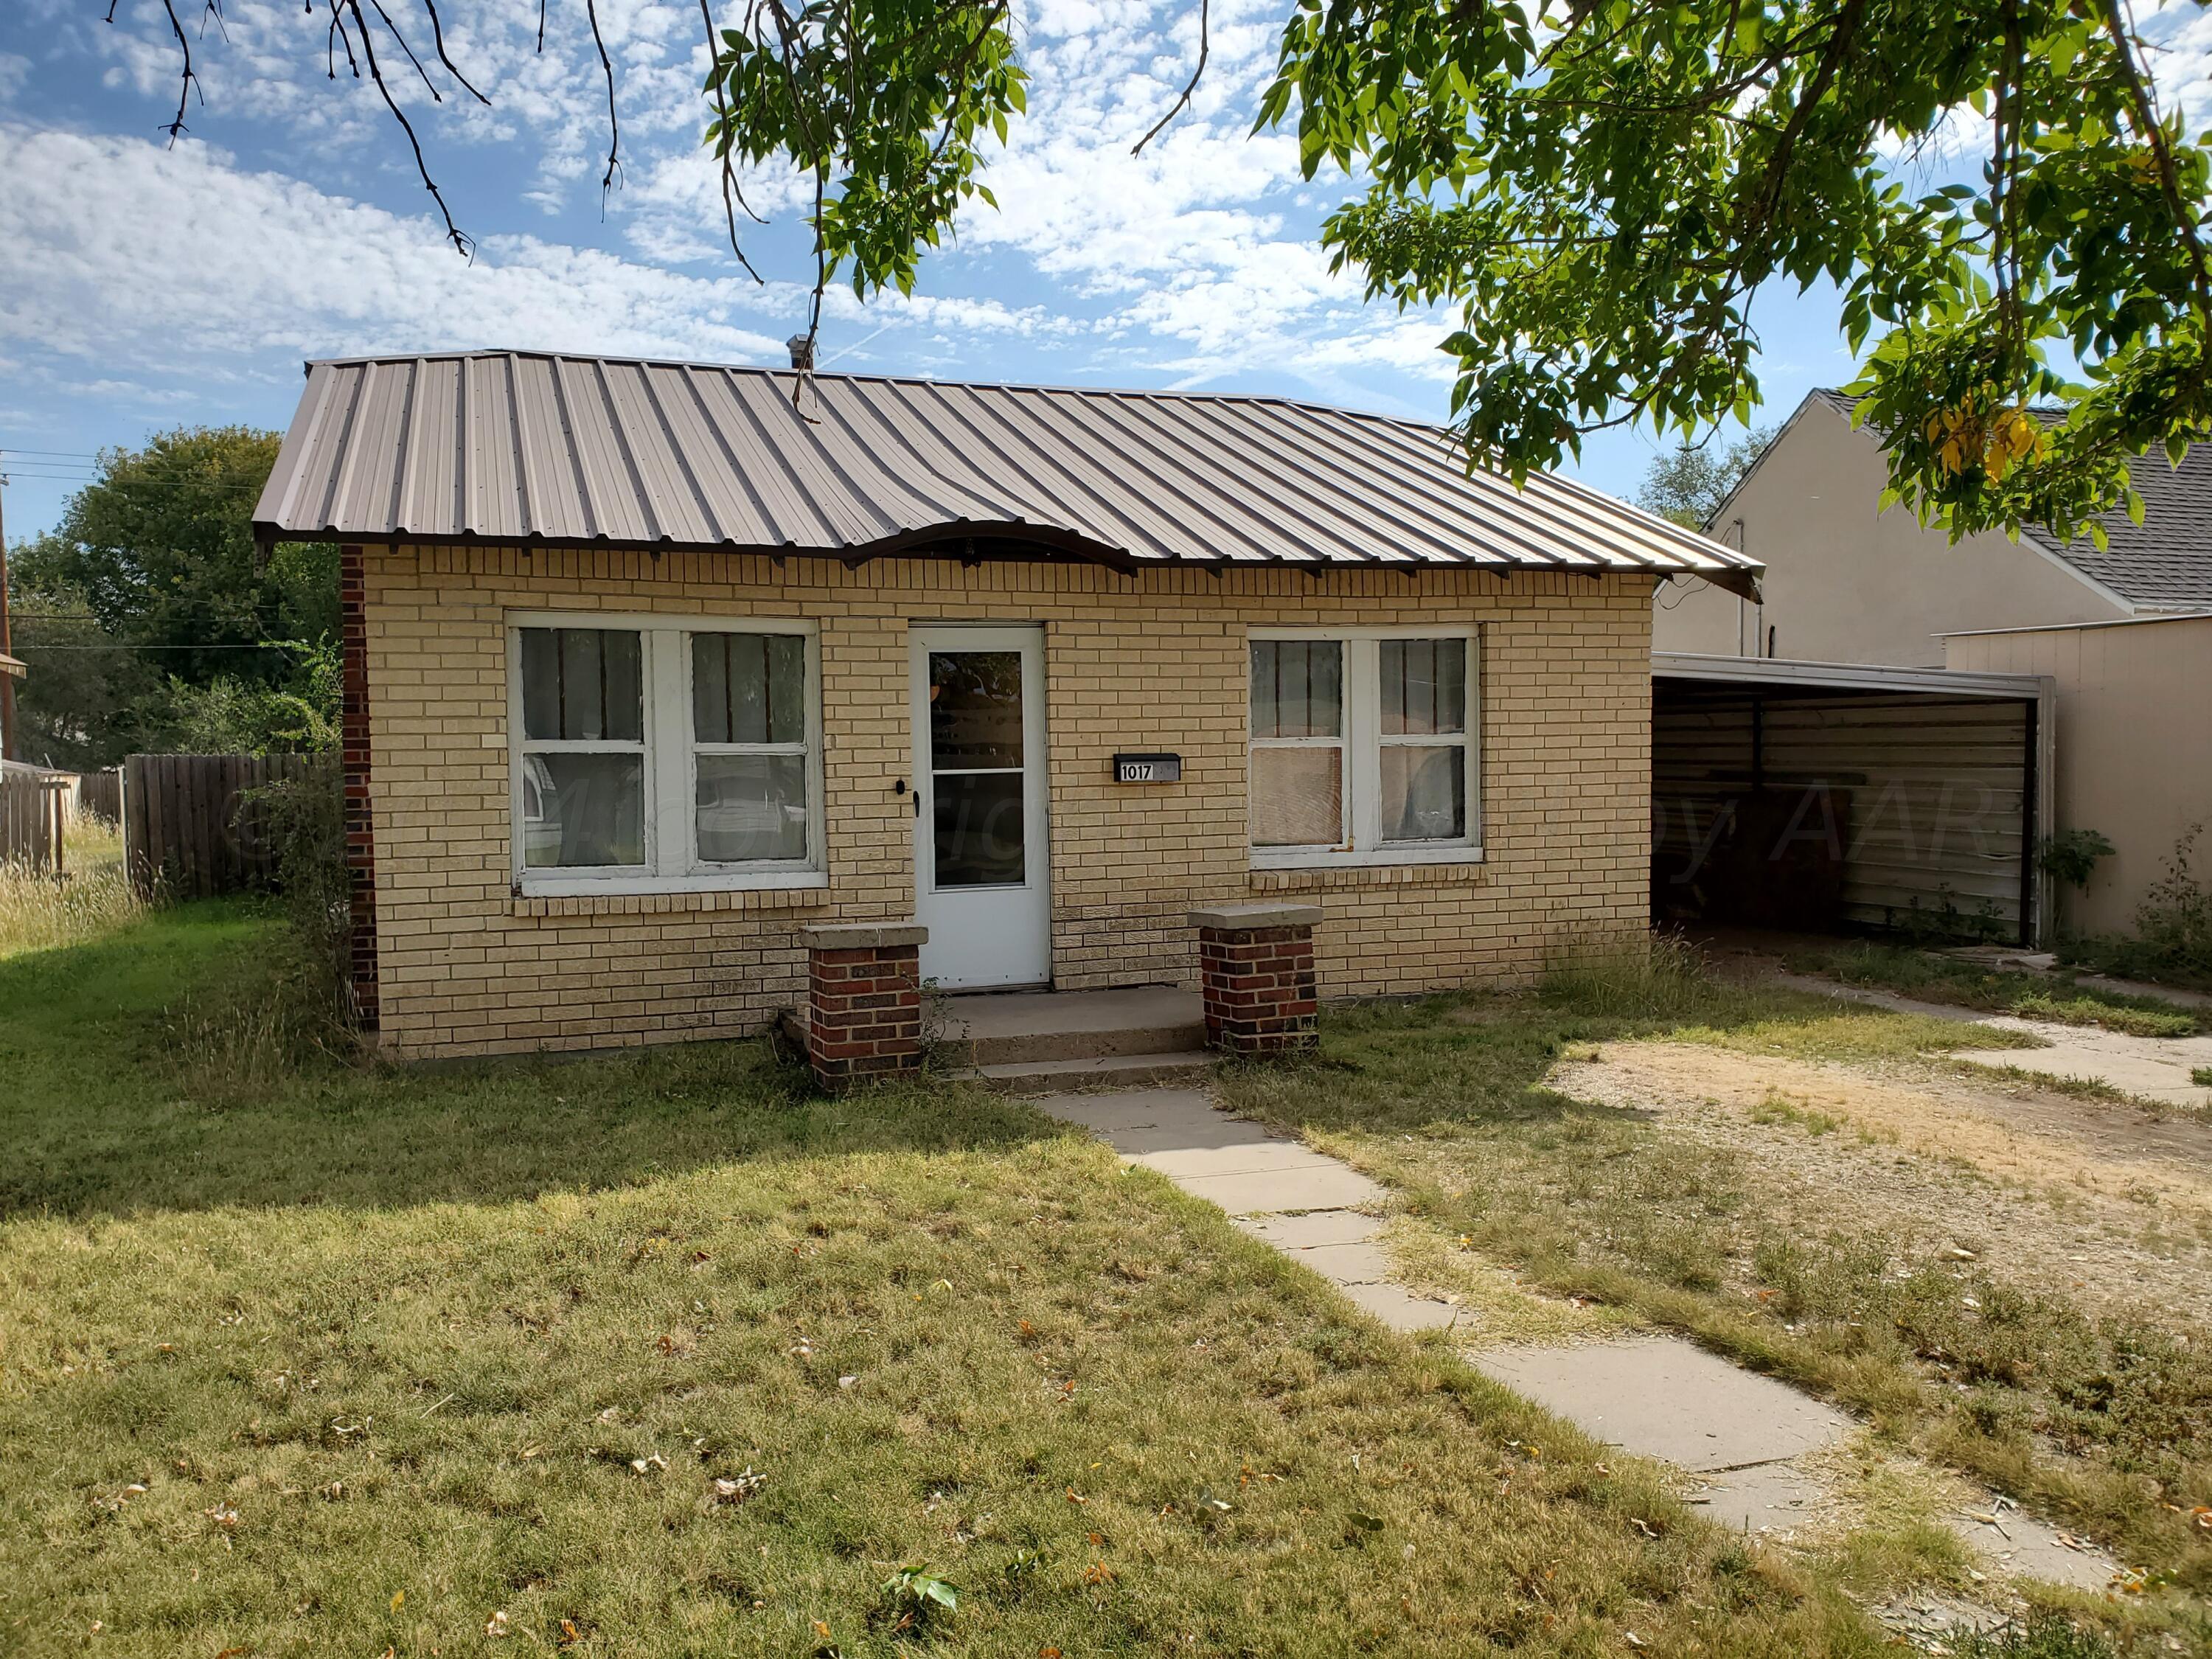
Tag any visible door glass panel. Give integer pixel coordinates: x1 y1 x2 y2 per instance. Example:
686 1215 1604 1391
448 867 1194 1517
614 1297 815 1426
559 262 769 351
695 753 808 862
1380 746 1466 841
1251 746 1343 846
929 651 1024 768
933 771 1026 887
519 752 645 867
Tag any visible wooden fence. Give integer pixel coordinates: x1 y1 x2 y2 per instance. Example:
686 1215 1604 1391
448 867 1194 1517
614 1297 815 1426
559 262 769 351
123 753 319 898
76 768 124 823
0 766 72 873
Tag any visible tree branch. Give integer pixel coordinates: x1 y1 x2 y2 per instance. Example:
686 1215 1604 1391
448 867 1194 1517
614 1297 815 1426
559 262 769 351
420 0 490 106
339 0 474 257
2098 0 2212 340
157 0 201 145
1131 0 1207 155
698 0 766 282
583 0 623 201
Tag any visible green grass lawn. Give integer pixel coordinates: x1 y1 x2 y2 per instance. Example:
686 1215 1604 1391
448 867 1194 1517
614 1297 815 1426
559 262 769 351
1214 952 2212 1628
0 900 1946 1658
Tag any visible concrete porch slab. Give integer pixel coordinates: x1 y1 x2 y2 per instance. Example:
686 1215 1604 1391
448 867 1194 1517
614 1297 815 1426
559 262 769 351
939 987 1206 1065
1472 1337 1850 1472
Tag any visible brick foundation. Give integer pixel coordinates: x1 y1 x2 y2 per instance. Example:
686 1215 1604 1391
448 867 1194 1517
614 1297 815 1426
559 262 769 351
801 922 928 1088
1189 904 1321 1056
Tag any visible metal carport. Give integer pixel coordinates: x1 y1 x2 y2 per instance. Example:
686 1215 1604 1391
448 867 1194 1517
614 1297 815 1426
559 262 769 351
1652 653 2056 945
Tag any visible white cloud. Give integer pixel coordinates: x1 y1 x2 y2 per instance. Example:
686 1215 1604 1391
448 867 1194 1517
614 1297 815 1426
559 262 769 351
0 126 791 367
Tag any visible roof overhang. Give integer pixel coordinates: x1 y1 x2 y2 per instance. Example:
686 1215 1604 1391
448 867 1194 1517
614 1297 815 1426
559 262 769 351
0 652 24 680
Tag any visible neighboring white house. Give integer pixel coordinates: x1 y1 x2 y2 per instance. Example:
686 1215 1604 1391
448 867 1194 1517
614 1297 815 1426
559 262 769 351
1655 389 2212 941
1655 389 2212 667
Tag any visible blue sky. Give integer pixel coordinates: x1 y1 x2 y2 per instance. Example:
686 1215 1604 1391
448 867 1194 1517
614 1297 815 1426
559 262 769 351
2 0 2205 542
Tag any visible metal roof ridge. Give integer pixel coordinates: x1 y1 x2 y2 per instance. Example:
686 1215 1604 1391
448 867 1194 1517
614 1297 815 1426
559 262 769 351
295 349 1459 433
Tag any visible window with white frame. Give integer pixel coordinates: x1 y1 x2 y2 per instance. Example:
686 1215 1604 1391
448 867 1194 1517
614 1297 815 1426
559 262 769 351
511 613 822 892
1248 630 1478 863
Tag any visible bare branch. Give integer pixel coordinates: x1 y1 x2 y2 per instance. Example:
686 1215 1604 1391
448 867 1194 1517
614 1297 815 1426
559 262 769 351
698 0 766 282
420 0 490 104
1130 0 1207 156
365 0 445 102
157 0 201 145
538 0 547 54
340 0 475 257
583 0 624 201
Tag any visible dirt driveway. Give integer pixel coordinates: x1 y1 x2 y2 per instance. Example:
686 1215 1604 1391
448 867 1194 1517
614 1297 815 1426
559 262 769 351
1550 1041 2212 1328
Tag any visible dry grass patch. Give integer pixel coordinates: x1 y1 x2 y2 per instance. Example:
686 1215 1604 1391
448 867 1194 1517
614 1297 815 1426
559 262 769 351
1214 956 2212 1630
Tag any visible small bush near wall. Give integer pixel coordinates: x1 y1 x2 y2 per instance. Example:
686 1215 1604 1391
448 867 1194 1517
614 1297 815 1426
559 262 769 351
238 762 356 1041
2063 824 2212 993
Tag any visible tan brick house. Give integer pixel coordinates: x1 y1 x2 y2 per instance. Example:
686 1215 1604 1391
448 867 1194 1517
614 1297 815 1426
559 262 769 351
254 351 1760 1060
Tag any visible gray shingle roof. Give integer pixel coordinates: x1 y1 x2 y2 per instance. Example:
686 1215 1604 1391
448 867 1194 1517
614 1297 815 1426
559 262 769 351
253 351 1762 594
1806 388 2212 610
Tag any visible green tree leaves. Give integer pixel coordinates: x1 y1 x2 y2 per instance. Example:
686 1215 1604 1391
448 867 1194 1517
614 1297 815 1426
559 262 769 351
1265 0 2211 542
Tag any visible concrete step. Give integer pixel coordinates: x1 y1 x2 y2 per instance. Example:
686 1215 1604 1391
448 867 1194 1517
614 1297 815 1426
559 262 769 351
933 986 1206 1066
959 1050 1214 1095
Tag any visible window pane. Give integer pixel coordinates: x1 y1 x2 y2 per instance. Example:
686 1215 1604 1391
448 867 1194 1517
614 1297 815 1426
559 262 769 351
695 753 808 862
767 636 805 744
1251 641 1342 739
1382 638 1467 736
691 633 806 746
1251 746 1343 846
519 752 645 867
933 771 1026 887
520 628 642 742
930 651 1023 769
1380 745 1467 841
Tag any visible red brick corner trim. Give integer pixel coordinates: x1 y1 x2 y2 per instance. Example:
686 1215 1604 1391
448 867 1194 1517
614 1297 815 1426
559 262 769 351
340 543 379 1031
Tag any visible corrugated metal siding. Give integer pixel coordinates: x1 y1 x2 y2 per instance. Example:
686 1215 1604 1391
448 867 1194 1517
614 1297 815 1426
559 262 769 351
254 351 1764 588
1655 688 2032 936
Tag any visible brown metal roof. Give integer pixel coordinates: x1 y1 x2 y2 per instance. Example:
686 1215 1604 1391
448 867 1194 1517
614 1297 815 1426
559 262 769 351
254 351 1764 595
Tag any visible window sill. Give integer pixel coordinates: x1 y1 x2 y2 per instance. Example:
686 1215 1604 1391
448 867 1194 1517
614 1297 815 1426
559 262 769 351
509 872 830 919
1248 855 1489 893
1250 844 1484 872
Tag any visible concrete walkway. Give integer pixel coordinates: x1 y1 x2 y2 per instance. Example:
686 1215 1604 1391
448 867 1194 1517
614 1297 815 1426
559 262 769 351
1768 970 2212 1110
1037 1084 2118 1594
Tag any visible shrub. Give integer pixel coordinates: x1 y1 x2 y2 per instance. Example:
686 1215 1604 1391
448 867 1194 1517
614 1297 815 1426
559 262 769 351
242 761 356 1031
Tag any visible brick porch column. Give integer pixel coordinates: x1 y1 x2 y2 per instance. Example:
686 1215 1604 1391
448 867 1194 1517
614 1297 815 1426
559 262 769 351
1188 904 1322 1057
799 922 929 1089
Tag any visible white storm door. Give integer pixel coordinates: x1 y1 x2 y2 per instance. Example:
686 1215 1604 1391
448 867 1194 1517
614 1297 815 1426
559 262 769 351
910 625 1051 990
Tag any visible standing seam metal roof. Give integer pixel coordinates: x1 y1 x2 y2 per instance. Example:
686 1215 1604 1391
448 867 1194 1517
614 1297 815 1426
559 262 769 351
254 351 1764 594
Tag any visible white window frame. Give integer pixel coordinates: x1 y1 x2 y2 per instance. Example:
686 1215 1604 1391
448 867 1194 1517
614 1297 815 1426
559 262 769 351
1248 625 1481 869
509 611 826 897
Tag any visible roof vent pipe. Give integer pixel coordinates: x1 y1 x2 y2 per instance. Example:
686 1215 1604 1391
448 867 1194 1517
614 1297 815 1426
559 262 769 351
786 333 815 372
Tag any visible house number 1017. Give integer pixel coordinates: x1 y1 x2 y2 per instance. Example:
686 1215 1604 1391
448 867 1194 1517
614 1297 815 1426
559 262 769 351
1111 753 1182 784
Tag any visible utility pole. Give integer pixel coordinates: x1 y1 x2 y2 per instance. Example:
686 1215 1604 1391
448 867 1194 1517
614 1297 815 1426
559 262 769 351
0 466 14 762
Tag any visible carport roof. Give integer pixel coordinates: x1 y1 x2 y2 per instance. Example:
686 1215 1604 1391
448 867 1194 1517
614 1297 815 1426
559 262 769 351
1654 650 2053 701
253 351 1764 595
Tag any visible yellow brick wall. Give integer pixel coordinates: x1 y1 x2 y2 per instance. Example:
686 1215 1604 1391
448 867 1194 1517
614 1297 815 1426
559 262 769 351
361 546 1653 1058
